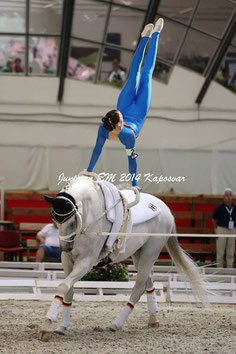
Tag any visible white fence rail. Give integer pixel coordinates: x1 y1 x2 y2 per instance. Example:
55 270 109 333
0 262 236 304
86 232 236 238
0 278 165 302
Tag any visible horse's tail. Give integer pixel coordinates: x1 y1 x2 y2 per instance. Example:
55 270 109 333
166 222 209 306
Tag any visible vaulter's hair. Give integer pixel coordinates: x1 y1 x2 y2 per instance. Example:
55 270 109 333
101 109 120 131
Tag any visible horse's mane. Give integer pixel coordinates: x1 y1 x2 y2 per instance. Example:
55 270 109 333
63 176 96 201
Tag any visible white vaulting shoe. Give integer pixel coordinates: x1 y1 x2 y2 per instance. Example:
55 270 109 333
141 23 154 38
153 18 164 34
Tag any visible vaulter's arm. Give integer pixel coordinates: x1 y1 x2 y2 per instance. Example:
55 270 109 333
87 123 107 172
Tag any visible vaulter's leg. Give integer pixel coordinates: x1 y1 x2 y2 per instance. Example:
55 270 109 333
135 18 164 119
117 24 153 112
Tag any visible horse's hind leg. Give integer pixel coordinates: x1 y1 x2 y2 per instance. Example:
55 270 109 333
133 252 159 328
111 240 162 331
109 251 141 331
146 272 159 328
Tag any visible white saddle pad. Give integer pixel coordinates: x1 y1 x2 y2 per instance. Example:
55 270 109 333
120 190 161 225
97 182 161 255
98 180 125 252
98 181 123 223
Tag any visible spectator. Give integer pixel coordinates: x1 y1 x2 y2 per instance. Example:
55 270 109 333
212 188 236 268
42 61 55 74
107 59 126 83
1 59 13 73
36 220 61 262
13 58 24 73
216 66 230 87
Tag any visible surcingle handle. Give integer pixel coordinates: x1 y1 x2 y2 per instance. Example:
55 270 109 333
127 187 140 209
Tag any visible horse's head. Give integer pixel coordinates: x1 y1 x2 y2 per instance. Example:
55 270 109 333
44 192 83 252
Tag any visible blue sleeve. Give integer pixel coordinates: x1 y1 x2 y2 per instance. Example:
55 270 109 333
125 132 138 187
87 123 107 172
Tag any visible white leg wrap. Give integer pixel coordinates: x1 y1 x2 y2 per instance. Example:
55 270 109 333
61 304 72 328
114 303 134 330
46 297 63 322
146 289 158 316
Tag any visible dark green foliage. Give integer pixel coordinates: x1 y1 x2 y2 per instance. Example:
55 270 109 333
82 263 129 282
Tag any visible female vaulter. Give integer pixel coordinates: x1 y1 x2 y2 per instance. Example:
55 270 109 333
86 18 164 190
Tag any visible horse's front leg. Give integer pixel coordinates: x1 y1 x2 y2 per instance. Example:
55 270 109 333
39 254 94 341
54 252 74 335
54 287 73 336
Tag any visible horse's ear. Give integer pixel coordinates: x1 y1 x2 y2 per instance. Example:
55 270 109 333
43 195 55 205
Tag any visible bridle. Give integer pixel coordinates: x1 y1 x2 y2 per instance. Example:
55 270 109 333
52 190 123 244
52 178 140 244
51 192 80 243
52 194 78 223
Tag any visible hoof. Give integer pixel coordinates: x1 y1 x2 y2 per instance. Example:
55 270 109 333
109 324 119 332
148 321 159 328
54 326 67 335
38 330 53 341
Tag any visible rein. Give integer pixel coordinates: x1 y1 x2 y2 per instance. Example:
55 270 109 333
81 198 122 234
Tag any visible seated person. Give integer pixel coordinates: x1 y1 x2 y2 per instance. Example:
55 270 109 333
1 59 13 73
36 220 61 262
13 58 24 73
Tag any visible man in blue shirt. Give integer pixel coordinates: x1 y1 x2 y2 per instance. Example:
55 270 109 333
212 188 236 268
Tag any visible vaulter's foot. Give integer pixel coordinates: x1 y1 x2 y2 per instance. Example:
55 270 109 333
153 18 164 34
141 23 154 38
134 185 142 192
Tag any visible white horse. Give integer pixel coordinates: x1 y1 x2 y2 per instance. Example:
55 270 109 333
39 175 208 341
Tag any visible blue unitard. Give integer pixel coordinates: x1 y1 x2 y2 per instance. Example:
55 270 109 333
87 32 160 186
